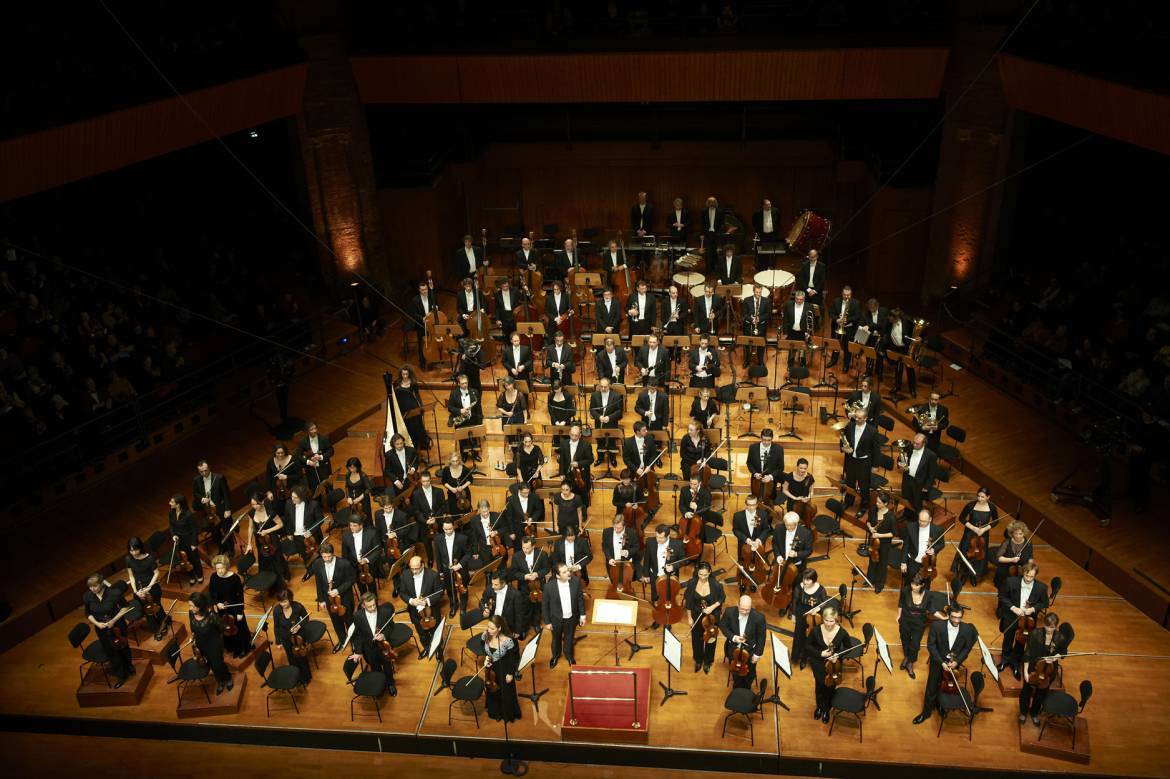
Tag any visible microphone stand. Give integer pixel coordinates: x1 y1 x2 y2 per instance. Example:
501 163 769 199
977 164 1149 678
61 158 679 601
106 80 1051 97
499 714 527 776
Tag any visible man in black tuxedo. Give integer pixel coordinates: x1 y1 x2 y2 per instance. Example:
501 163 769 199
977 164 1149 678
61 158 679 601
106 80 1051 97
544 280 573 334
781 290 812 365
899 433 937 512
914 392 950 453
554 237 581 280
770 512 814 590
688 333 720 388
625 279 656 338
341 515 384 595
515 235 541 271
589 378 623 468
845 377 882 423
594 287 623 337
465 500 507 575
795 248 826 304
699 196 725 270
634 333 668 388
752 198 782 245
914 603 979 724
841 407 880 511
662 284 690 341
558 424 594 506
384 433 418 497
997 562 1050 678
640 525 687 617
310 543 355 651
900 509 945 583
408 279 440 367
506 482 545 547
542 563 587 667
545 330 576 386
602 239 630 286
666 197 689 242
494 278 525 339
433 518 470 618
508 536 550 633
633 384 668 432
826 285 862 371
399 554 441 655
732 495 771 572
455 277 486 338
883 308 917 396
715 245 742 287
409 472 446 563
286 485 325 560
857 297 889 377
373 500 416 591
630 191 654 237
296 421 333 493
746 429 785 494
692 282 724 336
622 421 659 475
479 571 526 638
553 525 592 584
193 459 232 544
454 234 486 279
720 594 767 688
501 331 533 383
680 474 723 547
447 373 483 461
348 591 399 695
741 283 772 364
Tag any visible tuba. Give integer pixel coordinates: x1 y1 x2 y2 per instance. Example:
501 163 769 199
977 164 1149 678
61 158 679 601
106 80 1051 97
891 439 911 469
909 317 930 360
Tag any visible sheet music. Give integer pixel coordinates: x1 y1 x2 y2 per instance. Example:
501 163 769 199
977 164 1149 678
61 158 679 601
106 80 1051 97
518 630 541 673
427 618 447 659
873 626 894 674
977 635 1000 682
770 633 792 677
663 627 682 672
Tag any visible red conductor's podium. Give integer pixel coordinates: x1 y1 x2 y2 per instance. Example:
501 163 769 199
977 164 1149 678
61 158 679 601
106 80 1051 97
561 665 652 745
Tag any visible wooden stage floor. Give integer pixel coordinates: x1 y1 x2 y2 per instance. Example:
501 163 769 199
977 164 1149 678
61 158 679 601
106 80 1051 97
2 331 1169 778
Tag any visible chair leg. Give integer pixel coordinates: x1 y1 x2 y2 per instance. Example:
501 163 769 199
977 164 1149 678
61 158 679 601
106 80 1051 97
936 711 945 737
265 691 271 717
202 679 212 704
1038 717 1048 741
374 696 382 723
289 689 300 714
828 710 837 737
721 713 730 738
448 699 454 726
350 696 356 722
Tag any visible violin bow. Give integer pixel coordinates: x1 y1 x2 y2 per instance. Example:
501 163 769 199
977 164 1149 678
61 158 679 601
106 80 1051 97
165 541 179 584
1023 517 1047 546
950 542 978 577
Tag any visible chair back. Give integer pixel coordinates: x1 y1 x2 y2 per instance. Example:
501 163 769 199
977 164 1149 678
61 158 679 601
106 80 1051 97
1059 621 1075 645
861 622 874 650
876 453 893 471
236 552 256 573
752 678 769 711
342 657 359 684
440 658 457 686
255 649 273 679
876 415 893 432
947 426 966 444
163 640 182 672
825 498 845 517
970 671 985 705
1078 680 1093 711
68 622 90 649
1050 576 1063 604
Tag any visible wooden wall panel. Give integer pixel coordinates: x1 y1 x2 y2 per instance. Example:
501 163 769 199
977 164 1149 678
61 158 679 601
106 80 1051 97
351 56 461 103
999 54 1170 156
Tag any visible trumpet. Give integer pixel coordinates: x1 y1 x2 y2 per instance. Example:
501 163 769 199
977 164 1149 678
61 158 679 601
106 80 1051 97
834 307 849 336
839 431 853 454
891 438 911 469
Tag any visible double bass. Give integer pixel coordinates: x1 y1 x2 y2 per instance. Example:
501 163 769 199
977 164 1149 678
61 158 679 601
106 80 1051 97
421 270 450 367
610 230 637 300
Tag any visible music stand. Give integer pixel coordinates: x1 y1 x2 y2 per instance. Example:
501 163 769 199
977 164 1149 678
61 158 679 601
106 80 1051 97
496 377 531 395
591 598 641 666
736 334 766 370
517 629 548 711
592 428 623 479
630 334 652 348
735 385 768 438
777 389 811 441
847 342 872 386
659 627 687 706
764 632 792 710
885 350 913 403
714 284 740 339
499 423 534 471
661 335 691 384
453 424 488 475
775 339 808 390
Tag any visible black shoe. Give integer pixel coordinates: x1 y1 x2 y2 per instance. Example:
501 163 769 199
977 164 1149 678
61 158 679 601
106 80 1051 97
226 678 234 691
609 455 617 466
392 589 400 599
449 608 458 618
301 571 313 583
822 710 831 724
813 707 822 720
694 662 702 673
594 458 604 467
418 650 428 660
650 622 660 629
826 355 838 369
388 685 398 697
898 660 907 671
1031 716 1040 726
566 657 575 666
996 661 1006 672
912 714 928 725
1018 714 1026 723
1013 667 1021 680
216 683 225 696
703 663 711 674
908 668 916 680
113 677 127 690
549 657 560 669
799 659 806 671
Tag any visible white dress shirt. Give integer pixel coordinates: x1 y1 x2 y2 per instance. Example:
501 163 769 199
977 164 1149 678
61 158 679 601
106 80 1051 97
908 448 924 477
557 580 572 618
916 525 931 563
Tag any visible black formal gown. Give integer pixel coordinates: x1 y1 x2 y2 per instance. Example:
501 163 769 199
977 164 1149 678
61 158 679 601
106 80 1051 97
273 601 312 683
864 507 896 593
125 553 166 634
190 611 232 685
209 571 250 657
345 473 374 523
684 578 725 666
951 501 998 592
394 381 432 451
484 635 522 722
515 445 544 485
441 465 474 514
553 494 584 534
807 623 851 712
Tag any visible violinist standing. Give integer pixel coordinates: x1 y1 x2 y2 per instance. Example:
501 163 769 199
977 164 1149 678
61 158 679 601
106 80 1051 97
272 589 312 684
895 576 947 679
383 433 418 499
434 518 471 619
808 606 851 723
900 509 944 583
950 487 998 597
399 555 441 656
791 569 833 670
193 460 232 553
483 615 522 722
246 493 288 587
348 591 398 696
506 482 544 551
996 561 1049 679
542 563 587 668
125 536 168 640
209 555 249 658
719 595 766 689
508 537 550 635
287 486 325 562
684 561 725 673
1019 613 1071 725
342 515 384 595
168 494 204 586
553 525 592 585
913 604 978 725
83 572 135 687
993 520 1034 592
553 480 586 536
558 424 593 509
864 492 897 594
481 572 525 640
189 593 233 694
309 543 356 653
298 421 334 493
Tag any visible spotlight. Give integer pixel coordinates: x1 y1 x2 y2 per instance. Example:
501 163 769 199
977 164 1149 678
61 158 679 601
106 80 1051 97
339 336 350 346
249 130 259 139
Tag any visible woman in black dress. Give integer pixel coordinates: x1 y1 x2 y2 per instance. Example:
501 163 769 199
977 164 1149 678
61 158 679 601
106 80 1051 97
993 520 1034 593
209 554 249 658
440 452 474 514
498 376 528 426
344 456 374 523
951 486 999 596
395 366 432 452
864 492 896 594
1019 612 1071 725
689 387 720 429
547 380 576 451
512 432 545 488
189 593 233 694
125 536 168 639
684 561 725 673
781 457 815 513
272 589 312 685
807 605 851 723
167 494 204 586
266 443 304 518
482 615 521 723
791 568 830 669
553 479 585 535
896 576 945 678
246 492 289 586
679 421 706 480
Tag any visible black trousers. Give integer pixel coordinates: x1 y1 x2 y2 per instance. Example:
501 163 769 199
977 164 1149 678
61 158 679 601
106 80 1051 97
865 541 890 592
407 609 436 653
920 659 945 716
1019 681 1048 716
899 619 927 662
97 626 134 679
691 628 717 666
893 359 916 395
175 539 204 579
843 457 871 510
549 617 579 661
204 647 232 685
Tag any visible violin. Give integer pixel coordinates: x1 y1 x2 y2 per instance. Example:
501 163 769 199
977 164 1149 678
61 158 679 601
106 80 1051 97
327 578 347 617
1027 655 1058 689
731 643 751 677
701 610 720 645
303 533 319 560
222 614 239 637
967 532 986 563
484 662 500 694
866 510 886 562
385 530 402 562
823 643 844 688
419 599 438 631
288 613 310 657
452 469 474 513
176 550 194 574
1014 612 1037 649
358 560 374 587
571 461 586 491
141 590 161 618
451 568 467 603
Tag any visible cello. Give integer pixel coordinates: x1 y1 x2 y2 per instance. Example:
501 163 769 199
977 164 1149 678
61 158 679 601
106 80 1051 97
761 533 803 612
690 437 728 489
636 446 665 514
678 502 714 561
610 230 637 300
651 548 695 627
606 557 636 599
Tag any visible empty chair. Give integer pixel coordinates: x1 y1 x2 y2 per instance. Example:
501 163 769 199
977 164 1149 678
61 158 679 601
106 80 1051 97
828 674 882 741
869 453 893 491
1039 679 1092 749
722 678 768 745
812 510 847 556
235 553 277 607
707 456 731 494
164 640 212 705
937 671 987 740
299 619 333 668
937 426 965 469
440 657 484 727
255 649 303 716
343 657 387 722
68 622 112 688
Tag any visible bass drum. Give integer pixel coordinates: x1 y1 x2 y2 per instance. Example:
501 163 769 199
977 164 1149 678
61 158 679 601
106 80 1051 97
786 210 831 257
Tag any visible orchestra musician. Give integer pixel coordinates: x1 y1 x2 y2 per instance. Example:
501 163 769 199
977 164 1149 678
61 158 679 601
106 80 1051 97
297 421 333 493
747 429 785 495
781 457 815 513
634 333 667 387
680 474 722 548
826 286 861 371
547 380 576 430
752 199 782 245
454 234 486 279
497 376 528 434
285 485 324 561
494 278 524 339
884 308 917 397
509 536 550 635
950 486 998 597
384 433 418 499
553 525 591 584
603 239 630 284
393 366 431 452
168 494 204 586
477 570 523 635
678 421 708 481
553 479 586 536
641 525 687 621
603 513 640 572
771 511 813 593
409 472 446 565
914 392 950 452
685 561 725 673
899 433 938 513
545 329 575 385
272 589 312 684
840 407 880 512
83 573 135 687
308 542 355 651
545 280 573 334
808 605 851 723
589 377 623 470
542 563 587 668
864 492 897 594
720 594 766 688
398 555 441 655
688 333 720 388
716 245 742 286
189 593 233 694
409 279 438 367
741 282 771 366
791 568 836 669
467 499 507 573
913 603 978 724
595 287 622 337
896 576 947 679
263 443 301 514
341 515 383 595
612 469 644 519
667 197 689 242
1019 613 1071 725
515 235 541 272
343 456 374 523
447 373 483 462
626 279 656 338
554 237 581 280
997 561 1050 679
857 298 888 377
700 196 725 270
662 284 690 349
558 424 594 510
622 422 660 476
732 495 771 579
441 451 474 518
512 432 544 492
192 460 232 548
795 249 826 303
126 536 167 640
375 499 416 591
782 289 811 365
483 615 522 723
692 281 723 336
993 520 1034 591
456 277 486 338
502 332 533 383
210 555 249 658
245 492 288 587
594 337 629 384
900 508 945 582
690 386 720 429
506 481 545 549
434 517 470 618
633 385 668 433
348 591 398 696
845 377 882 426
631 191 655 237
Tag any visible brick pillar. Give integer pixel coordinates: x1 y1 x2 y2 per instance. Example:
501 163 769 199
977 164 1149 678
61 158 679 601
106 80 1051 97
296 34 388 290
923 24 1013 299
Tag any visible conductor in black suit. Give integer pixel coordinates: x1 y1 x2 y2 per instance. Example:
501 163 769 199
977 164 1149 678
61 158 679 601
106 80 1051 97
542 563 587 668
746 430 785 491
841 408 880 511
914 603 979 724
630 191 655 237
720 594 767 688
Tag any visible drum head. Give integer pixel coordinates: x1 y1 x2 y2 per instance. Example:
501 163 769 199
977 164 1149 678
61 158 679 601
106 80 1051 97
673 271 705 286
754 269 795 289
690 283 708 299
738 283 759 300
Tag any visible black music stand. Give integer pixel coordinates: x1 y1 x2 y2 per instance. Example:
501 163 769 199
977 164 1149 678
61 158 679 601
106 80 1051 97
735 385 768 439
811 335 835 389
659 627 687 706
819 373 843 424
777 389 810 441
453 424 488 476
